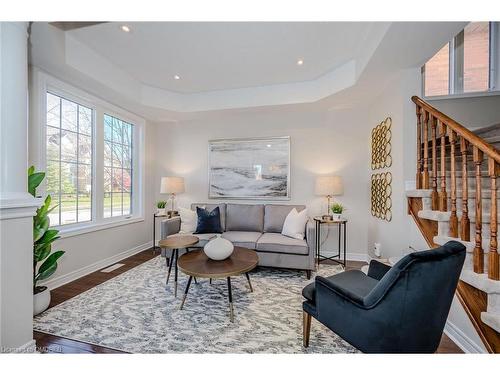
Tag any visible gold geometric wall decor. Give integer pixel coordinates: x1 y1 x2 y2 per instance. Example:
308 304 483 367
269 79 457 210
371 172 392 222
371 117 392 170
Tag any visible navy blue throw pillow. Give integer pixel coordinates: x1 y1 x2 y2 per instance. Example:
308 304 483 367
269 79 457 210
194 206 223 234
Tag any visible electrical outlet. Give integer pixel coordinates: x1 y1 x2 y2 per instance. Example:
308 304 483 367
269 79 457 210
374 243 381 257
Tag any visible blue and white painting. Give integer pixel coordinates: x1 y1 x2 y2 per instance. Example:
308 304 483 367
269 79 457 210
208 137 290 200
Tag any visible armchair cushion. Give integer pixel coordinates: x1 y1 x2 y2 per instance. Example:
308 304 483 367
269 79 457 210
302 270 378 305
367 260 391 281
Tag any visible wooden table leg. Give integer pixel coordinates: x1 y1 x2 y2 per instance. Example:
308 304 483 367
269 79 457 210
174 249 179 298
227 277 234 323
245 272 253 292
166 249 174 286
179 276 193 310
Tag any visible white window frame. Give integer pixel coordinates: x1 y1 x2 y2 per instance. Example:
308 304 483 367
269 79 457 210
30 69 145 238
422 22 500 100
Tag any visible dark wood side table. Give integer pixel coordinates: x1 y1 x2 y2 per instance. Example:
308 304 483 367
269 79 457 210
177 247 258 323
159 235 199 298
313 217 347 268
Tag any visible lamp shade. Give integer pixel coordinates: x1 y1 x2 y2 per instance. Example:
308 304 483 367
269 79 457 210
315 175 343 196
160 176 185 194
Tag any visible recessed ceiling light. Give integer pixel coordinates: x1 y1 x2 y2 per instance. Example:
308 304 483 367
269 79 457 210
121 25 130 33
297 59 304 66
174 75 181 80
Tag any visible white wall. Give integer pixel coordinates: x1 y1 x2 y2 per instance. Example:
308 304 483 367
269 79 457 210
154 107 370 260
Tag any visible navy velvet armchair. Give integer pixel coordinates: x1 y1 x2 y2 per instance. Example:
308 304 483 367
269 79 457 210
302 241 466 353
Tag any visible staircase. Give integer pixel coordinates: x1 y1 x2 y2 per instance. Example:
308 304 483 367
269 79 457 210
406 96 500 353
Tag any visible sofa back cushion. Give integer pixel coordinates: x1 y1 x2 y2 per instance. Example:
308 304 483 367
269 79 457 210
226 204 264 232
264 204 306 233
191 203 227 231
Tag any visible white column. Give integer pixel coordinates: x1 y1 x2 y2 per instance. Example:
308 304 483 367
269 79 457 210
0 22 40 352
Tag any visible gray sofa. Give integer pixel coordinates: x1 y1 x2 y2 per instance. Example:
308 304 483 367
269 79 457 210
160 203 315 278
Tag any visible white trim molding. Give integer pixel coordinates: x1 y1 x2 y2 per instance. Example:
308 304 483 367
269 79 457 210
444 321 486 353
43 241 152 290
320 250 370 263
0 193 41 220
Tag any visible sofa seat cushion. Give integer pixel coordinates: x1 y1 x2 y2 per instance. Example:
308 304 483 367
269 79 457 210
221 231 262 250
256 233 308 255
302 270 379 304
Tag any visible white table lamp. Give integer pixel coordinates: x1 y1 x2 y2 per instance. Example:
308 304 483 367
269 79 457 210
315 175 343 219
160 176 185 214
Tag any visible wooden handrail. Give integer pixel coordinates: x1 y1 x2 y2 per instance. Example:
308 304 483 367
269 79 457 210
412 96 500 164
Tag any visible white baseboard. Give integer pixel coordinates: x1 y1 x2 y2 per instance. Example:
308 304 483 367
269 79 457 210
444 320 486 353
44 241 153 290
321 251 370 263
3 339 37 353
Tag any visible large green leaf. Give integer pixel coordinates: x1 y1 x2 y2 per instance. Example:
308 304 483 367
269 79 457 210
36 229 60 245
35 262 57 282
28 165 35 176
34 242 51 262
28 172 45 197
37 250 65 279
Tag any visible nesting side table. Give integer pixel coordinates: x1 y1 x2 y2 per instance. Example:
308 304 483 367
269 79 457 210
313 217 347 268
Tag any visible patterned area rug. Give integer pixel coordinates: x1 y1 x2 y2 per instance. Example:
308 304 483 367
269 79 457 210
34 256 358 353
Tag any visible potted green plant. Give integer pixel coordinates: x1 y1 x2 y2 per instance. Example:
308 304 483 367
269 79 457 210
156 200 167 215
330 202 345 221
29 166 65 316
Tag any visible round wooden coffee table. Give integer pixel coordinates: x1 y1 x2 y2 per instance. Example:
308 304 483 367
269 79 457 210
177 246 258 322
159 235 199 297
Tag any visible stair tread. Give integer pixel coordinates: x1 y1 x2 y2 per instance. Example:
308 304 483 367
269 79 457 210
461 270 500 294
481 312 500 333
433 235 492 253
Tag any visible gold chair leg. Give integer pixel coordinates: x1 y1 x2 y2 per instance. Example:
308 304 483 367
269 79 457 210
303 311 311 348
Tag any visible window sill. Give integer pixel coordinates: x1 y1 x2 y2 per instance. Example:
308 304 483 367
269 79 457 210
55 216 145 239
424 90 500 101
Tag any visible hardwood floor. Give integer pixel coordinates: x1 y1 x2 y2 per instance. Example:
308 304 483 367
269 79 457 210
34 252 463 354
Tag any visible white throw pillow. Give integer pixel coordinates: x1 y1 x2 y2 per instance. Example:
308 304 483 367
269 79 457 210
281 208 309 240
179 207 197 233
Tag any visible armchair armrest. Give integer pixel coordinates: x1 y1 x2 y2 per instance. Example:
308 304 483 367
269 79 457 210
160 217 181 239
316 275 366 307
367 260 391 281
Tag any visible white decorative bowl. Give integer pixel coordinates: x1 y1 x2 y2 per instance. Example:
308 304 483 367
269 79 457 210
204 234 234 260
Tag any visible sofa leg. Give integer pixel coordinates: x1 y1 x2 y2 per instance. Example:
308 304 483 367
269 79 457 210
306 270 311 280
303 311 311 348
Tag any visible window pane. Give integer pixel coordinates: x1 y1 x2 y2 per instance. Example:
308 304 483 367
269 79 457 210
104 141 112 167
78 134 92 164
104 167 112 192
60 162 77 194
60 131 78 162
46 126 60 161
46 159 60 194
112 143 123 168
77 194 91 222
112 118 123 144
61 99 78 132
424 43 450 96
112 193 123 216
60 194 77 225
123 146 131 169
112 169 123 192
104 115 112 141
78 164 92 194
47 94 60 127
464 22 490 93
104 192 112 218
123 123 132 145
78 106 92 135
48 194 60 227
123 169 132 192
123 193 131 215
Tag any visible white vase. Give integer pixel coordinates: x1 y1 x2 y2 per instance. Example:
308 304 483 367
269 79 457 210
204 234 234 260
33 287 51 316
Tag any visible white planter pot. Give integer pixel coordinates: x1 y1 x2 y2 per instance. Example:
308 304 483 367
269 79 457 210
332 213 342 221
157 208 166 216
204 234 234 260
33 287 51 316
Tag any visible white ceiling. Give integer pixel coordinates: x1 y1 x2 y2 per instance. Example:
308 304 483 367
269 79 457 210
68 22 380 94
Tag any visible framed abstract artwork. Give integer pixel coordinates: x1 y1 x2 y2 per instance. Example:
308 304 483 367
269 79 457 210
208 136 290 200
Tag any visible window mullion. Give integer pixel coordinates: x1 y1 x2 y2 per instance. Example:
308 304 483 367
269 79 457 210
491 22 499 91
94 108 105 223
